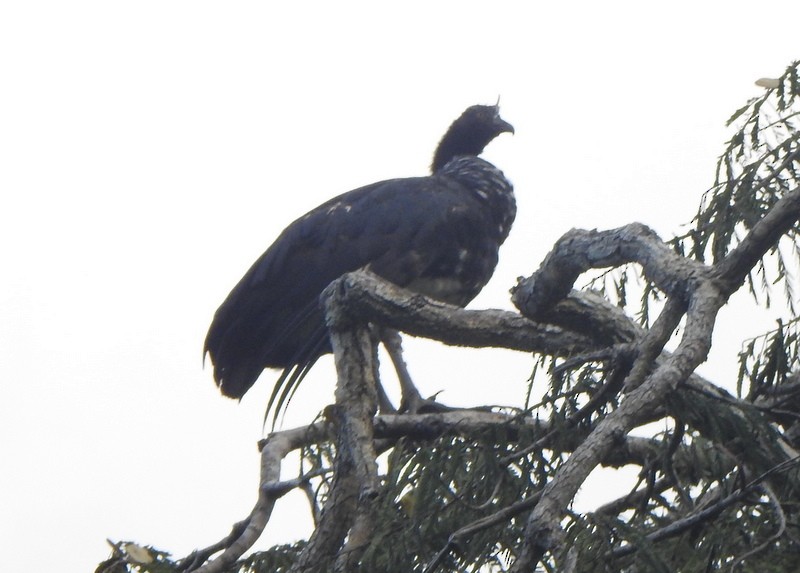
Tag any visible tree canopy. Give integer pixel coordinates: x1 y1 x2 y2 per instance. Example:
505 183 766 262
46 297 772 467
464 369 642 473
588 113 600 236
99 61 800 573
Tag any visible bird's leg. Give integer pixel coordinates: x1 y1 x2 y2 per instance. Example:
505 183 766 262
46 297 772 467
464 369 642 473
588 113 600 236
380 327 424 412
380 327 457 415
367 325 397 414
374 326 454 414
375 378 397 414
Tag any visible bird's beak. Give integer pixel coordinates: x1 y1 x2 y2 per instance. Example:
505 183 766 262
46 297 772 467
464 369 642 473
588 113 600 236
495 118 514 136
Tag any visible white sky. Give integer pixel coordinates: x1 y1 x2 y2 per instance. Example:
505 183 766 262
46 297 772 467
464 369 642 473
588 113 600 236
1 2 798 571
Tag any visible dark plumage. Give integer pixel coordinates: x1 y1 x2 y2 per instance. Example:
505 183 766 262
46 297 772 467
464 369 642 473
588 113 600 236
204 104 515 415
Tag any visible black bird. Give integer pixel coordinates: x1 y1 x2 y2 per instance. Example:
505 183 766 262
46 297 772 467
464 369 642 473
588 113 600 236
204 104 515 418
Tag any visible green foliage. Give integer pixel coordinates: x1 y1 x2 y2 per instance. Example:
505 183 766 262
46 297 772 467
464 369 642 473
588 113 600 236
583 264 665 330
561 424 800 572
681 61 800 296
738 318 800 402
230 542 307 573
299 424 337 515
565 492 800 573
357 429 543 572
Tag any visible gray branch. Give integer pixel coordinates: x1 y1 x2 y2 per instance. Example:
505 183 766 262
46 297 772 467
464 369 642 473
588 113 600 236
320 269 598 356
185 423 330 573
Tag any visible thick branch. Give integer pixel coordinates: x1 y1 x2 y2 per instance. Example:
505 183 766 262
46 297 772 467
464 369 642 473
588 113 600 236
507 222 734 570
327 290 382 571
323 270 597 356
287 283 384 572
511 223 710 318
511 280 727 571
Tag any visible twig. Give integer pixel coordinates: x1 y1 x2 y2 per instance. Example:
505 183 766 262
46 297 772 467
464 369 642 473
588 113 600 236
729 483 786 572
593 476 674 517
422 492 543 573
608 456 800 560
182 422 329 573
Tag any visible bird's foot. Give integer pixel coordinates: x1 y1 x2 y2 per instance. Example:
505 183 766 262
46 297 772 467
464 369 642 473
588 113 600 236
400 391 454 415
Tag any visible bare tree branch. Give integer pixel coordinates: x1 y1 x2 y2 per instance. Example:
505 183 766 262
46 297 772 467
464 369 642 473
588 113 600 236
322 269 598 356
509 225 733 570
325 287 382 571
511 223 710 319
185 423 329 573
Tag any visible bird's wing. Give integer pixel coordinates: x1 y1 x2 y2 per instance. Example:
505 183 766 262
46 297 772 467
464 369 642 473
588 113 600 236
205 175 499 418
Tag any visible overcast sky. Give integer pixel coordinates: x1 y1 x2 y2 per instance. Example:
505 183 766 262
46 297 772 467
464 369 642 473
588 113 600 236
1 2 798 571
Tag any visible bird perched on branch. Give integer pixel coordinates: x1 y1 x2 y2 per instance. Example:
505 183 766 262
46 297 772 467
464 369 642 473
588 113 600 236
204 104 515 419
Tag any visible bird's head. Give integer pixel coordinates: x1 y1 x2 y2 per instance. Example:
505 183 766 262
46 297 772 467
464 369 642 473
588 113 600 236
431 104 514 173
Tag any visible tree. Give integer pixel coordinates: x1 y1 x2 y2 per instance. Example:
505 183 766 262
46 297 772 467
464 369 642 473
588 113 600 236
99 61 800 573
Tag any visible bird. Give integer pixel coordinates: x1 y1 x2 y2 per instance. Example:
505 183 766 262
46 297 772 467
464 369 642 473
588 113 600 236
204 103 515 420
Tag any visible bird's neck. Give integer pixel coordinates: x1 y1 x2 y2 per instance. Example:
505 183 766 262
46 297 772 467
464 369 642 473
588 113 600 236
431 124 490 173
